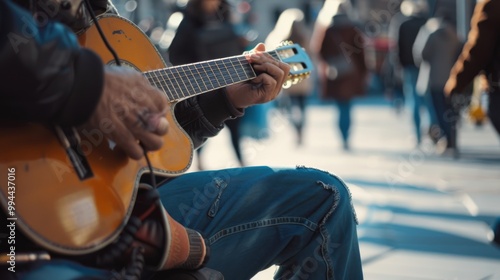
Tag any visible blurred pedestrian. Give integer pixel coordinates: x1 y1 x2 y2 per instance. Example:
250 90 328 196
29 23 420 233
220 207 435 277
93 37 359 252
445 0 500 139
311 0 369 150
391 0 438 146
444 0 500 246
266 8 313 146
387 8 408 113
168 0 248 169
413 8 462 155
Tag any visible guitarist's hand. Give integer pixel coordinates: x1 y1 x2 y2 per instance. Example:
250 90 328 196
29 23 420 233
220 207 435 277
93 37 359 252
81 66 169 160
225 43 291 108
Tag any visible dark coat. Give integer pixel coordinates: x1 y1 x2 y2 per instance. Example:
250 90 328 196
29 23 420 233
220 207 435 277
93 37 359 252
445 0 500 96
397 15 427 67
318 15 368 101
168 8 245 65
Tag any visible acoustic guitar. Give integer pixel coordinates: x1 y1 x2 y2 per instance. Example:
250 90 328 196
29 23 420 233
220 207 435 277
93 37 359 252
0 14 312 255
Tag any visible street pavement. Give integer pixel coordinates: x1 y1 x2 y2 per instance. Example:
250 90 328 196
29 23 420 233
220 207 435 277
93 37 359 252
186 96 500 280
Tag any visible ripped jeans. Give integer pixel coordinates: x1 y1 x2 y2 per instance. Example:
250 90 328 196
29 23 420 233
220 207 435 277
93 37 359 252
2 167 362 280
160 166 363 280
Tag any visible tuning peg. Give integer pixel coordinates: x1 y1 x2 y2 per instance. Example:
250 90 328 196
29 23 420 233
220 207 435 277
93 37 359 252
282 80 292 89
279 40 293 47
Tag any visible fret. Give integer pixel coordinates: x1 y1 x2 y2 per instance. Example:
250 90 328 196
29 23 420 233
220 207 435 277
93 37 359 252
158 69 177 100
153 70 167 92
218 60 233 85
180 66 197 98
228 58 241 82
217 60 232 85
236 57 254 80
207 61 223 88
144 72 154 87
226 59 238 84
193 64 209 93
199 61 216 92
157 68 169 96
161 68 182 100
144 71 156 87
237 57 256 80
171 67 192 98
186 64 203 94
149 71 165 93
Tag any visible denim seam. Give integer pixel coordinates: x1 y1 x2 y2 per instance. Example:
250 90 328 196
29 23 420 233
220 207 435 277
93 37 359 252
207 217 318 245
299 166 359 225
317 182 339 280
298 165 358 280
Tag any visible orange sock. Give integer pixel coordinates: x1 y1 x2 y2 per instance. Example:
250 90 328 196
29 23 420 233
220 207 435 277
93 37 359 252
158 209 207 271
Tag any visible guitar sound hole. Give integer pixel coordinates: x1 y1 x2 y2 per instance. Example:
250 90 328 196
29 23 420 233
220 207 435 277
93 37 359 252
107 60 140 72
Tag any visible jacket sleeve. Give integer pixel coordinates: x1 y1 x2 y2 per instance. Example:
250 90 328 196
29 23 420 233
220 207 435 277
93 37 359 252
174 88 243 149
0 0 104 127
445 0 500 95
168 14 244 148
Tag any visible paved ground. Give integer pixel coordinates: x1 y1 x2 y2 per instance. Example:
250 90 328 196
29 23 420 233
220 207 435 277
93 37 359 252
186 97 500 279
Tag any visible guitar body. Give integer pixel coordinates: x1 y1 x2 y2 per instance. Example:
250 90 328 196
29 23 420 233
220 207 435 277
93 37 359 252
0 15 193 255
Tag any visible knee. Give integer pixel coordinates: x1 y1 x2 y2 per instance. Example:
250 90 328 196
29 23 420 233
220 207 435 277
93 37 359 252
292 167 358 224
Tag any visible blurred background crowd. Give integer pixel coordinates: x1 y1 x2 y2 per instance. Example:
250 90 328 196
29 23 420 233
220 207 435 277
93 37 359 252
109 0 496 167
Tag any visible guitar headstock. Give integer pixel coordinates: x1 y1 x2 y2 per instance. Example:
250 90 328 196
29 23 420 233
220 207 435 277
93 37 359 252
274 41 313 89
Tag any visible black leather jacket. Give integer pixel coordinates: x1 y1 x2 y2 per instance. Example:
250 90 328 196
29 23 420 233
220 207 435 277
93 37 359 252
0 0 243 149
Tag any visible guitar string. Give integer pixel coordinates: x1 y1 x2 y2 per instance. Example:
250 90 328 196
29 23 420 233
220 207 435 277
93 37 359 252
145 58 256 100
143 50 286 101
146 56 256 87
143 51 279 87
144 56 265 89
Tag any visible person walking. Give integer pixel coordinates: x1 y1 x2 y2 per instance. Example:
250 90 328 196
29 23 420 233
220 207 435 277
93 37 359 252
390 0 438 145
168 0 248 169
444 0 500 246
311 0 369 150
413 8 462 155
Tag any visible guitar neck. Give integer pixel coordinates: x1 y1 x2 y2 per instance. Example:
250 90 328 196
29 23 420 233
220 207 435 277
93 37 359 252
144 50 280 101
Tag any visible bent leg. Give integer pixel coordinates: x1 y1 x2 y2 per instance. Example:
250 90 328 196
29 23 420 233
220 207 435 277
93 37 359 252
158 166 362 280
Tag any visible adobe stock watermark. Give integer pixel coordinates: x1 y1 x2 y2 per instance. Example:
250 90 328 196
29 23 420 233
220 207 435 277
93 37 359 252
177 167 244 224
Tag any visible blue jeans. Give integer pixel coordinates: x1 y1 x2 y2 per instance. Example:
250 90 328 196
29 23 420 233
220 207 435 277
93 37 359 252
3 167 362 280
336 100 352 147
430 89 458 148
402 66 437 143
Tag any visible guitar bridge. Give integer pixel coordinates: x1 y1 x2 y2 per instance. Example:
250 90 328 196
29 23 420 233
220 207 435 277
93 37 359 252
54 126 94 180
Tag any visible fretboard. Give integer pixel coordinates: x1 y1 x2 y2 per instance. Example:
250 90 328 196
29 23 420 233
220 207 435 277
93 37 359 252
144 50 280 101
